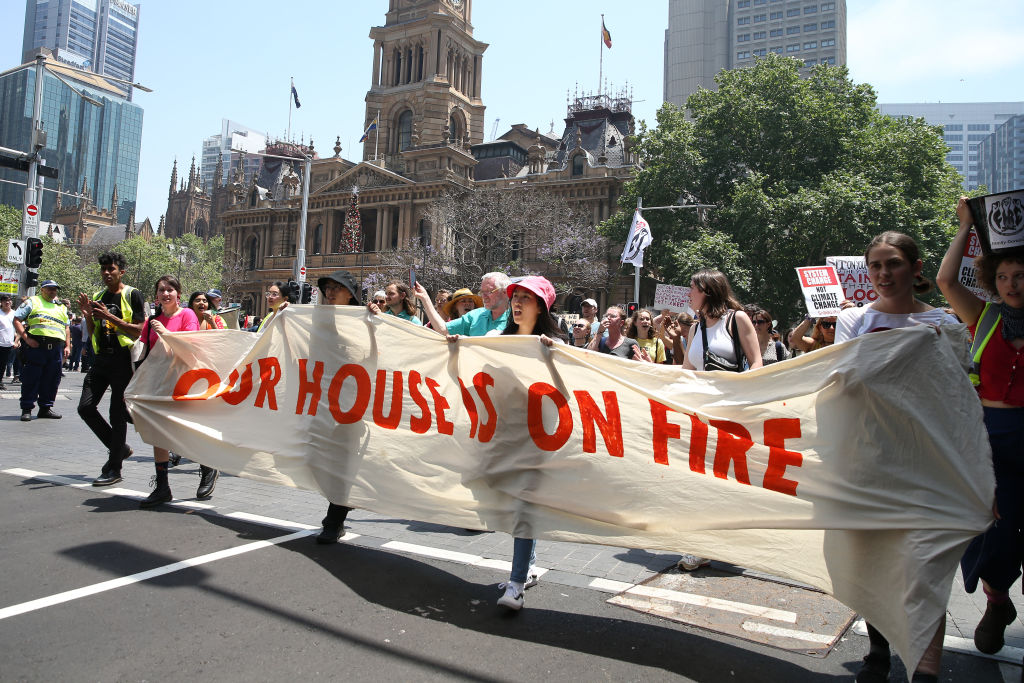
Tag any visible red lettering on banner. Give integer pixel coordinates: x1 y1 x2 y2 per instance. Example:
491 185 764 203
172 368 221 401
372 370 403 429
473 372 497 443
528 383 573 451
407 371 432 434
458 377 481 439
253 358 281 410
574 390 623 457
763 418 803 496
425 377 454 435
649 400 709 469
327 363 370 424
295 359 324 415
709 420 752 485
219 364 254 405
688 414 709 473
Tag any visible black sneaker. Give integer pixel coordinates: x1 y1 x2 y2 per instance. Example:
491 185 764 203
20 410 31 422
316 525 344 544
92 470 122 486
0 382 6 390
37 408 62 419
196 466 219 499
140 485 172 509
168 452 182 467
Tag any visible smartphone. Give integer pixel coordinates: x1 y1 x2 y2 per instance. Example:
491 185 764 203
408 267 416 288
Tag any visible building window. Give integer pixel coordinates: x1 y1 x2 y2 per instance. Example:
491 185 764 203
770 11 782 19
968 124 992 131
738 16 751 24
948 144 962 151
968 134 991 142
820 2 835 9
754 0 767 4
820 20 835 28
947 154 964 162
944 134 963 142
312 223 322 255
944 124 963 131
804 5 817 12
753 48 767 56
737 50 752 59
247 236 259 271
737 33 751 42
786 43 800 52
753 31 766 39
396 109 413 152
822 55 835 64
804 41 817 49
754 14 766 22
770 28 783 36
787 7 800 16
770 46 783 54
804 23 817 31
572 154 585 176
804 58 817 66
737 0 750 6
787 25 800 34
821 38 835 46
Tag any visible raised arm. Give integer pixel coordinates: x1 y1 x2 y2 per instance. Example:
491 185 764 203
936 196 985 326
790 316 815 353
413 282 448 334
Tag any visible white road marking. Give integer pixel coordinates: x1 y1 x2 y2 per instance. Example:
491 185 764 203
224 511 322 533
382 540 483 565
624 584 798 623
0 530 312 621
742 621 836 644
589 577 634 593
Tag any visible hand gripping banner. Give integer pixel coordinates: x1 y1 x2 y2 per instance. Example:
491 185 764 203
125 307 994 671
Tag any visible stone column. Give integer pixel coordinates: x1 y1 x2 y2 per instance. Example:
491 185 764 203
375 207 384 251
371 41 381 87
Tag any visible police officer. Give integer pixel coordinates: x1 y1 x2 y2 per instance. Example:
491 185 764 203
79 251 146 486
13 280 71 421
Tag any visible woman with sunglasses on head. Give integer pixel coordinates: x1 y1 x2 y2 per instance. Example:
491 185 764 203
257 282 295 332
937 198 1024 663
836 232 957 683
751 307 789 365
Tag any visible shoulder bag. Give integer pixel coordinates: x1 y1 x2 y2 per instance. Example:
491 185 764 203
700 311 746 373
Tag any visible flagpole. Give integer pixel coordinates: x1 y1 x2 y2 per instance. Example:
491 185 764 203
288 77 294 142
634 196 642 302
599 14 604 97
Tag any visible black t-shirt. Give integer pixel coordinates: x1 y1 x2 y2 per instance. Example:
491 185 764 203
599 336 640 359
95 287 146 351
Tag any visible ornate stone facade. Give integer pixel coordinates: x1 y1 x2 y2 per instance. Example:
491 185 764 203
218 0 638 316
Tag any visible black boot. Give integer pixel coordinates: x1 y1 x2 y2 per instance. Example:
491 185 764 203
856 623 891 683
975 599 1016 654
141 461 172 509
316 503 350 544
196 465 219 499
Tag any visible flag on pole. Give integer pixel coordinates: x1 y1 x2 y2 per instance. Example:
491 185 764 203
621 209 652 267
290 79 301 109
359 115 379 143
601 19 612 48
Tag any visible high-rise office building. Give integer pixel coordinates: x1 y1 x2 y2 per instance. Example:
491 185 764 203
201 120 267 193
664 0 847 108
976 115 1024 194
877 102 1024 191
0 57 143 225
22 0 141 100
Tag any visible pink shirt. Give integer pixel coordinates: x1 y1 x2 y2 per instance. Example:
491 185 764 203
144 307 199 347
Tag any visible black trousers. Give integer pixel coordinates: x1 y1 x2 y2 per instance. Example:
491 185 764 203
78 350 133 465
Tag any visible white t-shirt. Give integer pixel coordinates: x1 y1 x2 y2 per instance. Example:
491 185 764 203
0 309 15 347
835 306 957 343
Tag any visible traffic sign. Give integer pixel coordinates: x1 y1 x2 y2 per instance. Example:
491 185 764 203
298 266 306 281
7 239 25 264
24 203 39 233
26 204 38 217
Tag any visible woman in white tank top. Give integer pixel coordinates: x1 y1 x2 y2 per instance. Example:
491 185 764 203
682 269 762 372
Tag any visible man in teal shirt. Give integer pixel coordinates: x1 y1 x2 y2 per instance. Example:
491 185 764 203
415 272 510 336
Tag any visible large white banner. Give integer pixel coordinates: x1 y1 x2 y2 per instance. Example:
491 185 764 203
125 307 994 671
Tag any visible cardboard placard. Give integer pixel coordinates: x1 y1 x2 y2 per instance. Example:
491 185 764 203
968 189 1024 253
826 256 876 307
958 229 992 300
653 284 692 313
795 266 845 316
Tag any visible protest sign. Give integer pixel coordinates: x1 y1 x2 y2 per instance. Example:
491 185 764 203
968 189 1024 252
795 266 844 317
653 284 692 313
125 308 992 672
1 267 18 294
826 256 876 306
958 229 991 299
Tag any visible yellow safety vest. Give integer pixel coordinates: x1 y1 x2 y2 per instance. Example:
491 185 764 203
90 285 137 352
969 302 1001 387
26 296 69 340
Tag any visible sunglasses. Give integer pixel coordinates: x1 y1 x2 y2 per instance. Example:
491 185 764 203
819 321 836 329
753 319 771 327
374 299 386 305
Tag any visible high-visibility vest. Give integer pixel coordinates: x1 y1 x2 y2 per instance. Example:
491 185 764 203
90 285 138 352
969 302 1001 387
25 296 69 340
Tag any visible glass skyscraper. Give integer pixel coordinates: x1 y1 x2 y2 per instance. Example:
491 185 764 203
0 61 144 224
22 0 141 100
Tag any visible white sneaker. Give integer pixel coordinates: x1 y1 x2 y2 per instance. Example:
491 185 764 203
497 581 525 610
525 566 540 589
678 554 710 571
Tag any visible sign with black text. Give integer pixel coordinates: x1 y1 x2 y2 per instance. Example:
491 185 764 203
796 266 844 316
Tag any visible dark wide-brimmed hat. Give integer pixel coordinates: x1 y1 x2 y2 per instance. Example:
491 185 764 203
317 269 360 302
442 288 483 318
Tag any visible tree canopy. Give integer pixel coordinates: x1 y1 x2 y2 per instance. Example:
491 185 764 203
600 54 965 323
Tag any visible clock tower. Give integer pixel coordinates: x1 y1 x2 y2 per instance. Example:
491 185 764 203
363 0 487 181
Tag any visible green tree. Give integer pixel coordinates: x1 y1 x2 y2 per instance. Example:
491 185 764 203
38 237 97 309
107 234 227 303
0 205 20 246
600 54 964 323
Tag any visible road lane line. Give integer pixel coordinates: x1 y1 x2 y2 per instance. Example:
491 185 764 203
742 621 836 644
589 577 634 593
0 529 312 621
223 511 322 533
382 540 482 564
625 584 798 623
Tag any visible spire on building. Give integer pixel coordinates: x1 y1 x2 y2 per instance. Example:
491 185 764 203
110 183 118 212
187 156 197 191
81 176 90 202
214 154 224 190
158 214 165 235
169 158 178 198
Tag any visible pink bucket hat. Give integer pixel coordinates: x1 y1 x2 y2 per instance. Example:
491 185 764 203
506 275 556 311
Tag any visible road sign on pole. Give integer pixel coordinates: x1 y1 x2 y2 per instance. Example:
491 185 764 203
7 239 25 264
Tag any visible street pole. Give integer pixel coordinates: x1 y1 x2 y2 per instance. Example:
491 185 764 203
19 54 46 300
294 154 310 284
634 197 642 304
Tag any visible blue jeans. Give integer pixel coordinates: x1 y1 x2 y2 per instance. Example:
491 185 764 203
510 537 536 584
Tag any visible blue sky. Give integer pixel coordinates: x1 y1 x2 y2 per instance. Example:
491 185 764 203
2 0 1022 223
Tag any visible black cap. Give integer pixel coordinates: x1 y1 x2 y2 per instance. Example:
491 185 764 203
317 269 360 302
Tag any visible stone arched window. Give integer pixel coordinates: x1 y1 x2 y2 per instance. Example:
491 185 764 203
396 109 413 152
312 223 323 255
571 153 585 177
194 217 208 239
448 108 466 144
247 235 259 271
